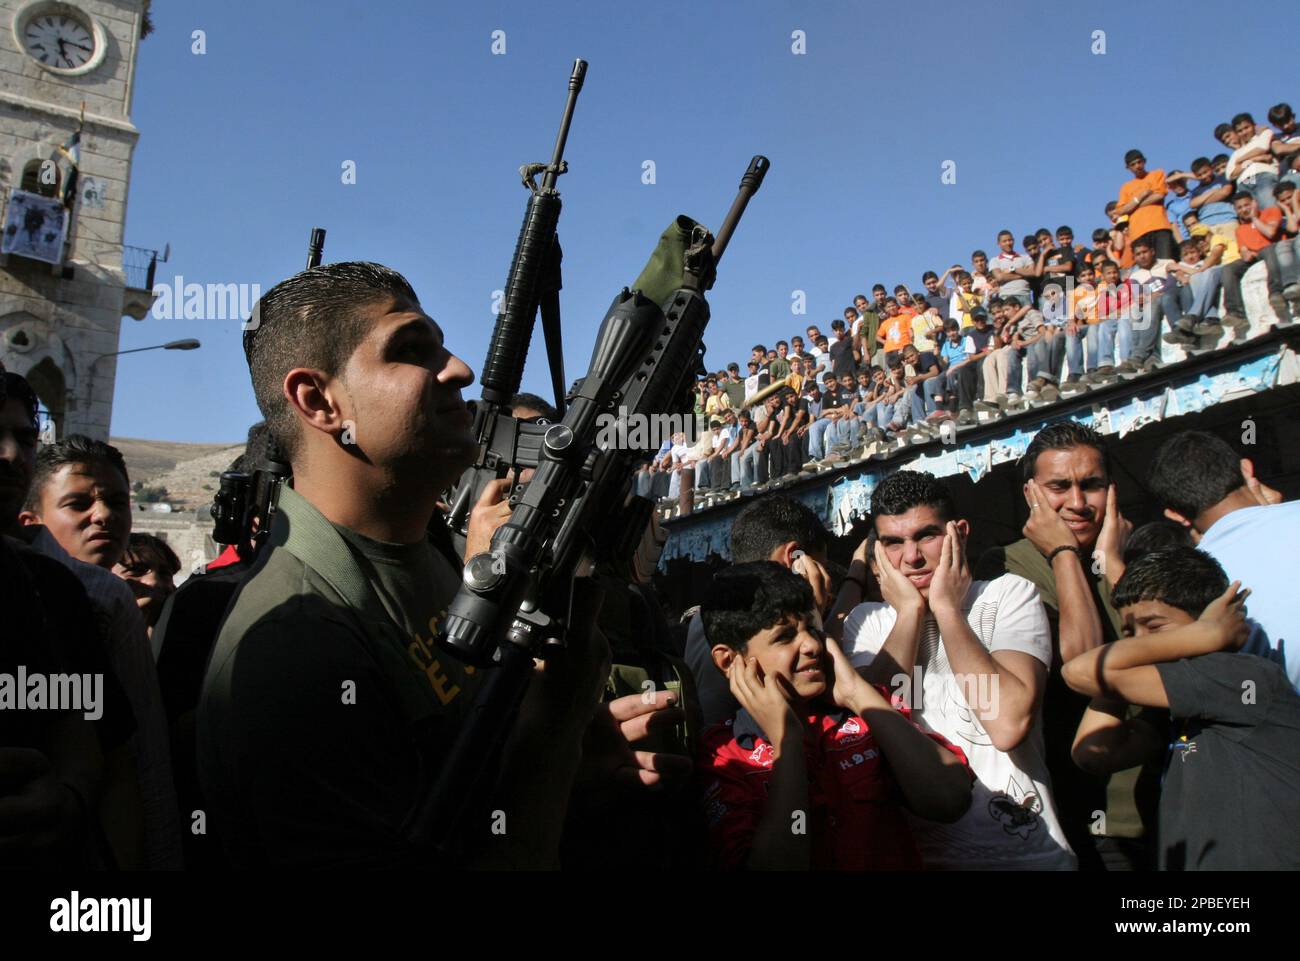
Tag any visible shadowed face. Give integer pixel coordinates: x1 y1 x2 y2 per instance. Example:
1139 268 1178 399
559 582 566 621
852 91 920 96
336 297 476 487
0 397 37 527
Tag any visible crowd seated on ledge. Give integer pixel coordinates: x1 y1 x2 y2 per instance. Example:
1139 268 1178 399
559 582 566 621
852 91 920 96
638 101 1300 514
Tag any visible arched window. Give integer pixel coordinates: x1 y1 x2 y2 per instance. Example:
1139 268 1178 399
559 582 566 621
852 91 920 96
19 158 60 199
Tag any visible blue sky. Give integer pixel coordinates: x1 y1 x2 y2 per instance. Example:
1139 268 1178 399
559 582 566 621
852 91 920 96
113 0 1300 442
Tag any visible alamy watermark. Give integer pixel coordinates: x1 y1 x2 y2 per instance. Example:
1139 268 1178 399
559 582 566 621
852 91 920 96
595 407 698 450
891 665 1000 721
0 667 102 720
150 275 261 324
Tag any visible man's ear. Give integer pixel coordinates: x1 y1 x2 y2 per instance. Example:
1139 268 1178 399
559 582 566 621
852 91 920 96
1163 507 1193 529
956 518 971 539
771 541 799 568
284 368 348 441
1240 458 1256 484
711 644 738 675
17 509 41 527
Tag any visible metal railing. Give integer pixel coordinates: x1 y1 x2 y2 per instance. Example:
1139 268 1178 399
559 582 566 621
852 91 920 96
122 244 161 291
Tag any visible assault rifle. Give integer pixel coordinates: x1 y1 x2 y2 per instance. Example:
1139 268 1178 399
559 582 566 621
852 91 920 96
420 153 769 859
445 59 586 546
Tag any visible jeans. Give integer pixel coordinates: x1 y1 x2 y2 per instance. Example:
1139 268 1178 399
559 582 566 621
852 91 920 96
1265 237 1300 290
1128 287 1182 363
1031 329 1066 382
945 364 978 410
1222 259 1255 318
729 449 745 488
1007 347 1024 394
1087 319 1118 369
1065 327 1090 378
831 415 862 447
807 418 836 460
923 376 945 412
1242 171 1279 209
909 382 936 423
739 444 765 491
1179 265 1224 319
875 402 896 429
1116 315 1132 362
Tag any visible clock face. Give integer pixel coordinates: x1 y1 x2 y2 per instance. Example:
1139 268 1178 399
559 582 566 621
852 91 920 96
22 11 96 70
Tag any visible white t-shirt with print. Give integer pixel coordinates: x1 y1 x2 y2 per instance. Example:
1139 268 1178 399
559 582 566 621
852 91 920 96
842 573 1075 870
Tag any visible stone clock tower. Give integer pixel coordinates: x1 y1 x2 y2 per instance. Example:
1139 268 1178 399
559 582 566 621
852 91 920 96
0 0 155 440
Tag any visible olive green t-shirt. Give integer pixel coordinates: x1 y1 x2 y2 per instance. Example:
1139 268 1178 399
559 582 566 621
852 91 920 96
197 486 482 868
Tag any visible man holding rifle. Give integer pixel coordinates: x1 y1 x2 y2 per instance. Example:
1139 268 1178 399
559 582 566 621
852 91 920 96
197 263 684 868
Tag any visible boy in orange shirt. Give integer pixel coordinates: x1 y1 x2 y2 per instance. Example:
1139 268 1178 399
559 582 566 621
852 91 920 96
1116 149 1177 260
1222 191 1296 330
878 298 913 365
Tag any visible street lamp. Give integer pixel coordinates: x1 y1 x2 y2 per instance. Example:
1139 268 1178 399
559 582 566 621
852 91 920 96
103 338 202 358
86 339 203 416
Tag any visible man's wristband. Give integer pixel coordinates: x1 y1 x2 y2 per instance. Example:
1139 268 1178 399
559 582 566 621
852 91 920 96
1047 544 1082 564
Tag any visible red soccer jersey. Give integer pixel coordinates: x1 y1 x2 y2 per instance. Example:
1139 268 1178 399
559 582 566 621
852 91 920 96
1095 280 1139 323
699 701 970 870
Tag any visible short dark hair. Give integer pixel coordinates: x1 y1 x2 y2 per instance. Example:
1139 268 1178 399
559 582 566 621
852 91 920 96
1022 235 1037 249
1211 153 1229 166
245 261 419 461
776 339 789 349
1232 190 1255 205
870 470 955 524
1231 112 1254 127
1214 122 1233 142
1275 181 1296 199
922 270 938 283
1056 225 1073 237
26 434 130 511
872 283 887 293
1268 102 1294 126
1020 421 1109 484
1147 430 1244 520
1190 155 1211 171
971 249 988 260
1112 548 1229 618
2 370 39 430
997 230 1013 240
701 561 815 652
854 293 868 303
1130 236 1154 252
1122 520 1194 565
120 532 181 579
1092 227 1110 244
1124 148 1144 165
730 494 828 563
831 319 846 332
1097 259 1119 273
511 392 560 422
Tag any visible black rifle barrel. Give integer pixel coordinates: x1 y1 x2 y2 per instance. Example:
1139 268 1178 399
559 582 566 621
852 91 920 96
542 59 586 192
479 61 586 405
306 227 326 269
710 156 768 267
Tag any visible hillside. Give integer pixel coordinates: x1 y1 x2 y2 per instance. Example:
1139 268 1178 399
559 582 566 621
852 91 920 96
111 437 245 512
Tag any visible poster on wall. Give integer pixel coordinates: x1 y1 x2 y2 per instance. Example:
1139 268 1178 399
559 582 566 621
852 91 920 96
1 189 68 264
79 176 106 210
